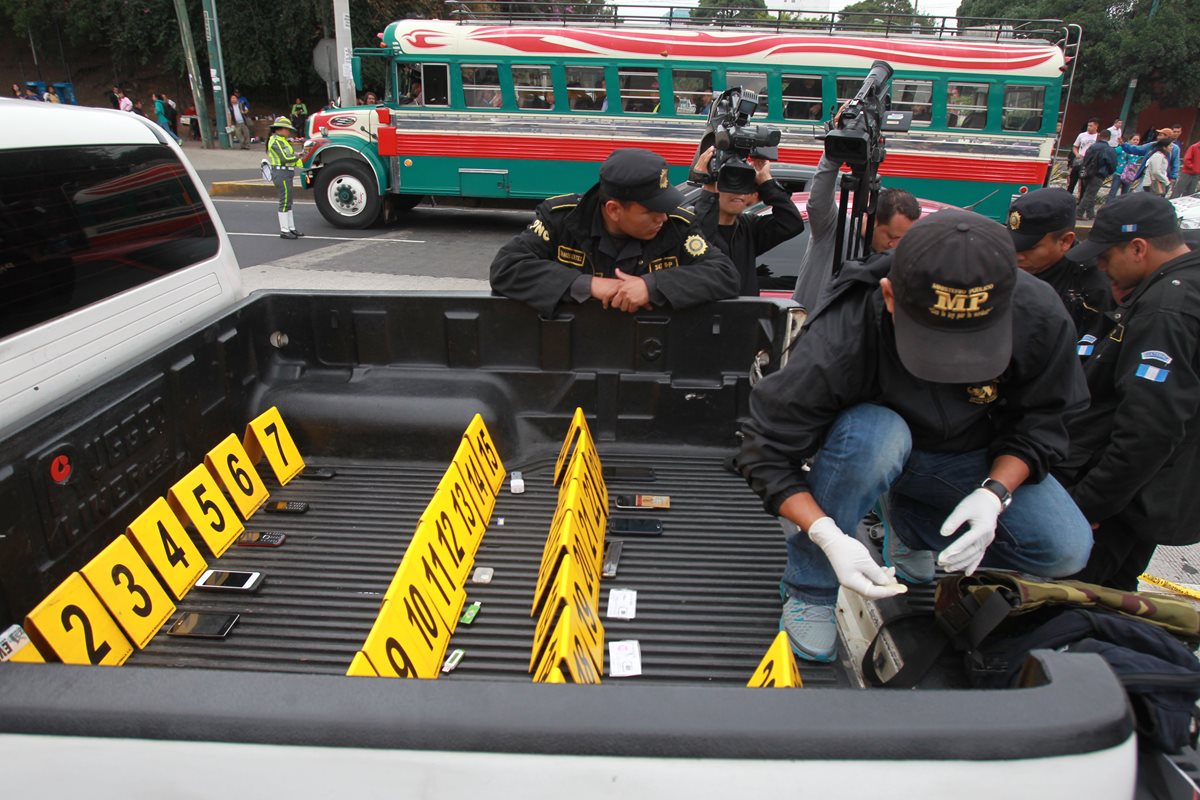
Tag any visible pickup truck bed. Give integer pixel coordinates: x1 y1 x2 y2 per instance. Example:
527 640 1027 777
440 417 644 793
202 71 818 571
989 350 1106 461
0 292 1148 796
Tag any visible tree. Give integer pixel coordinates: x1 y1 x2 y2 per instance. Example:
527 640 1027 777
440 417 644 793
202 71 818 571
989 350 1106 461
690 0 770 24
837 0 933 31
956 0 1200 112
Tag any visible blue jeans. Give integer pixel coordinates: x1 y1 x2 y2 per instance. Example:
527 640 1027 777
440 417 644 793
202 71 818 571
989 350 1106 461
781 404 1092 604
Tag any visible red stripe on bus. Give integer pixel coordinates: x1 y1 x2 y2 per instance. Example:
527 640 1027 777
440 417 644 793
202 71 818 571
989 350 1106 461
393 134 1048 184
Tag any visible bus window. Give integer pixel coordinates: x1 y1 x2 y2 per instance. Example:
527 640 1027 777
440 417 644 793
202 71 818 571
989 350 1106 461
421 63 450 106
514 64 554 110
948 82 988 129
727 71 768 114
565 65 606 111
619 68 659 113
1002 85 1045 132
782 75 823 120
891 79 933 125
836 77 862 107
672 69 712 115
462 64 502 109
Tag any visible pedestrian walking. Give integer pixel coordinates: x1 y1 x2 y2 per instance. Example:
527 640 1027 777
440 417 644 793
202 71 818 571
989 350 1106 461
267 117 305 239
1109 133 1141 200
1171 139 1200 199
229 90 251 150
152 93 181 143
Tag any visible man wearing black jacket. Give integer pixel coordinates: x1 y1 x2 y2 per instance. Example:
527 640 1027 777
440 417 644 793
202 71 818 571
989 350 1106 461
692 146 804 295
737 209 1092 662
491 149 738 317
1056 193 1200 590
1007 188 1112 335
1078 129 1119 220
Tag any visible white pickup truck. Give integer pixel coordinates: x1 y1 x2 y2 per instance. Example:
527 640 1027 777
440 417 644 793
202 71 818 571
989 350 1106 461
0 99 1180 799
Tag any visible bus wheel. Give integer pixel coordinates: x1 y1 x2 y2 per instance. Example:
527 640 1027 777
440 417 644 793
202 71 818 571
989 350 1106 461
315 160 382 228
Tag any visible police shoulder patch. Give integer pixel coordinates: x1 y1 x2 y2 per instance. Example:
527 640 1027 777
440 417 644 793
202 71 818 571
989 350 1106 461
528 218 551 242
1141 350 1173 365
684 234 709 257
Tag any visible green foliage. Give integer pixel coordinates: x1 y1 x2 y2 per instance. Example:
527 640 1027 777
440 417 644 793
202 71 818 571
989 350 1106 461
956 0 1200 111
690 0 770 23
0 0 448 103
837 0 933 30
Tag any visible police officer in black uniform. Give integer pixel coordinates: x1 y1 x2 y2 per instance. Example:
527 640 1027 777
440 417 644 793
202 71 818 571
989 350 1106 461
490 148 738 317
1054 193 1200 590
1007 188 1112 336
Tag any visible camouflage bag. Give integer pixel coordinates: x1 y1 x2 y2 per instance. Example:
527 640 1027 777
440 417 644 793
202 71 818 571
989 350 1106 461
934 570 1200 649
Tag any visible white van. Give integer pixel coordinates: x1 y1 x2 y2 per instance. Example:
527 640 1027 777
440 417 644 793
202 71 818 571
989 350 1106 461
0 99 242 433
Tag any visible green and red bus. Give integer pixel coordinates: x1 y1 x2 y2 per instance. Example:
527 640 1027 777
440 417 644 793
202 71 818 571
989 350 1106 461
300 12 1080 227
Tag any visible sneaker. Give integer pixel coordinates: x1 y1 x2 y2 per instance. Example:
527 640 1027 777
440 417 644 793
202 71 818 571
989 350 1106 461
878 499 935 585
779 594 837 662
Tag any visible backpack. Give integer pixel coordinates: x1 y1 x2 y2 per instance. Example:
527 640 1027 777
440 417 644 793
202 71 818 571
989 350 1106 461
864 571 1200 753
964 607 1200 754
1121 159 1141 184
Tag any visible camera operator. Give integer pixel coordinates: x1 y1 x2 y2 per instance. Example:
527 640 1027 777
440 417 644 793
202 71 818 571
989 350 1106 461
790 72 920 313
692 145 804 295
790 150 919 313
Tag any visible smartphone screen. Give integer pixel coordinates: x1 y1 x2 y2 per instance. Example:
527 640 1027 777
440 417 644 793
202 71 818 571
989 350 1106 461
167 612 240 638
609 517 663 536
196 569 263 591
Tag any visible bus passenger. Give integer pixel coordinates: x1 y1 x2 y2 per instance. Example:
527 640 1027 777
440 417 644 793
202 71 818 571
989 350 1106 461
790 152 919 314
490 148 738 317
738 209 1092 662
568 84 598 111
692 146 804 295
1006 188 1112 336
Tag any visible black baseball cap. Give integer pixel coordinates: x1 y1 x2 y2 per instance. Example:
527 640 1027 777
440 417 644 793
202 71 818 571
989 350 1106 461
1007 188 1077 251
890 209 1018 384
599 148 684 213
1066 193 1181 262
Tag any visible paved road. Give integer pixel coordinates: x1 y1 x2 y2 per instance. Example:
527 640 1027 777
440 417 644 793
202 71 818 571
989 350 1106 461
213 197 530 278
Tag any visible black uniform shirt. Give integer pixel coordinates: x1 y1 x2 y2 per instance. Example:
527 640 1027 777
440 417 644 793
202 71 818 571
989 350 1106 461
1034 256 1113 336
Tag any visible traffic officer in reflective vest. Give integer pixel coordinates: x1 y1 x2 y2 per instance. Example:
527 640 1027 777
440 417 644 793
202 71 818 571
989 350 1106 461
490 148 738 316
267 117 304 239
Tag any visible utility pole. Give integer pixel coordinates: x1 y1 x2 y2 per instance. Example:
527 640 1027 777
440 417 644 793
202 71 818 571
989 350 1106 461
1117 0 1162 130
201 0 231 148
334 0 357 108
172 0 214 149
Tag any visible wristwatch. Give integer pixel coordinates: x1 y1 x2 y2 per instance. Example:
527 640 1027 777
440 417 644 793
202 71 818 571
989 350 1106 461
980 478 1012 510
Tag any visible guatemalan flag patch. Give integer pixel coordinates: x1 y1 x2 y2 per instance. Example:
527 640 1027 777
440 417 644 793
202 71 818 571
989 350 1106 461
1136 364 1169 383
1077 334 1097 357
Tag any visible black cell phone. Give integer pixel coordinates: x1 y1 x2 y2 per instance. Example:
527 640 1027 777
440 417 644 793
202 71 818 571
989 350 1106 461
298 467 336 480
265 500 308 514
608 517 663 536
602 466 656 483
196 569 264 592
237 530 286 547
167 612 240 638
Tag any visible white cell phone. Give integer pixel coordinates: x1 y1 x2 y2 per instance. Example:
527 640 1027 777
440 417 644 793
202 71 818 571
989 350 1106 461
195 569 264 592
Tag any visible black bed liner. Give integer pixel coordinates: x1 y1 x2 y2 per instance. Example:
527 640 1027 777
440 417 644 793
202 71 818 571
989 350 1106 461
132 449 848 688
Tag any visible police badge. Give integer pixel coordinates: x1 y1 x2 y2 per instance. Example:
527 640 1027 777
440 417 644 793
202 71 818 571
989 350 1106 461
684 234 708 256
1008 210 1022 230
659 168 669 189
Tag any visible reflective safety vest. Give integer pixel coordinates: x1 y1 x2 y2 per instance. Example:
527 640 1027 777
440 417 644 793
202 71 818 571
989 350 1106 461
268 134 301 169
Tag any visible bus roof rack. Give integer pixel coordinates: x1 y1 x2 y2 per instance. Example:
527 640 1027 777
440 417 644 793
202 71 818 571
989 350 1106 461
440 1 1069 45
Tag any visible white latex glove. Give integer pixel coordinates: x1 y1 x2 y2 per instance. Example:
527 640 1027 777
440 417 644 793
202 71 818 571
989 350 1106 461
808 516 908 600
937 488 1003 575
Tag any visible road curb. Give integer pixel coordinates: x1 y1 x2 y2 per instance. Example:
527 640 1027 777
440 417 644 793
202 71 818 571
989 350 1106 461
211 180 278 199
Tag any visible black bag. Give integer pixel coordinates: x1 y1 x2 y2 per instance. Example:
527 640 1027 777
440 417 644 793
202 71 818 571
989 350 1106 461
863 572 1200 753
967 607 1200 754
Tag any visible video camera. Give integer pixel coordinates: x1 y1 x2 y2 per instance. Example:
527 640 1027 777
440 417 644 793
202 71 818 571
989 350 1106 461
693 87 781 194
823 60 910 171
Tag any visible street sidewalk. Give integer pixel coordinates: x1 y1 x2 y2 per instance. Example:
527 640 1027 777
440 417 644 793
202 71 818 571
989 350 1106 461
177 136 278 198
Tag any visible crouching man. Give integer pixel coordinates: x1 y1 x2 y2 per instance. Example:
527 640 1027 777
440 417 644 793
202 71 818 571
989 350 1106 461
737 209 1093 662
